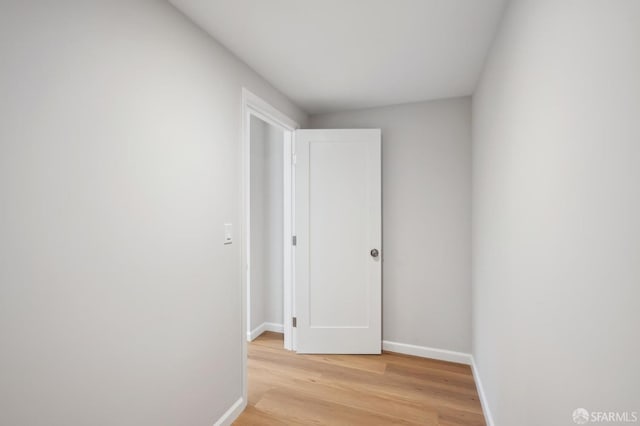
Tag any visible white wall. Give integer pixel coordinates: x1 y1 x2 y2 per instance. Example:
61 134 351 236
249 117 284 333
250 117 267 332
473 1 640 425
264 124 285 326
310 98 472 353
0 2 306 425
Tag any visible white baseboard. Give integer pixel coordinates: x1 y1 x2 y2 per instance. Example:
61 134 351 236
471 357 494 426
381 341 493 425
247 322 284 341
382 340 473 365
213 396 245 426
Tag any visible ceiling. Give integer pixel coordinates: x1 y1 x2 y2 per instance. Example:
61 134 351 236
170 0 507 114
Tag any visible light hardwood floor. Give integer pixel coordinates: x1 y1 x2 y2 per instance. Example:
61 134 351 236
234 332 486 425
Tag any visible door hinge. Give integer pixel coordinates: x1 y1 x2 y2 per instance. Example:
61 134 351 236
292 317 297 328
292 235 297 246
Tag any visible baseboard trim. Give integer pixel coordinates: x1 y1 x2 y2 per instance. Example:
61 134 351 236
247 322 284 341
382 340 472 365
213 396 245 426
471 358 494 426
381 341 493 424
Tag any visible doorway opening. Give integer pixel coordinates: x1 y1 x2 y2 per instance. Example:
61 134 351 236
240 89 382 412
241 88 298 405
247 115 286 341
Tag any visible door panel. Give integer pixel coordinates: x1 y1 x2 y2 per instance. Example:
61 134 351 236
295 129 381 354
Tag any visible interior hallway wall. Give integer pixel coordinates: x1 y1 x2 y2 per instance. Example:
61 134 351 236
472 1 640 424
0 2 307 425
310 97 472 353
250 117 285 333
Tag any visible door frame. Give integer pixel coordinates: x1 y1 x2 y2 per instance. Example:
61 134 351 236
241 87 298 401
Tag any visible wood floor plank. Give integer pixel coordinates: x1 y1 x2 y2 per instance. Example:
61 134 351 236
319 367 484 415
235 405 298 426
255 388 421 425
234 332 486 425
383 362 478 391
301 353 388 375
249 368 438 424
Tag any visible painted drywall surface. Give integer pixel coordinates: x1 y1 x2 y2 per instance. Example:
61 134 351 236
472 1 640 424
264 124 285 325
169 0 507 114
250 118 267 331
310 98 472 353
249 117 284 332
0 2 306 425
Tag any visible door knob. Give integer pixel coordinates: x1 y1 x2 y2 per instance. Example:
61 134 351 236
370 248 379 258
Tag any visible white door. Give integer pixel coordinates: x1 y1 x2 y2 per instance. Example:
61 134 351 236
294 129 381 354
